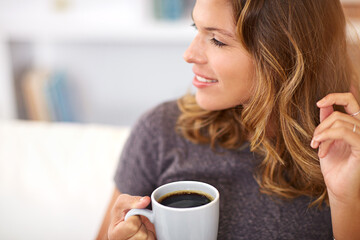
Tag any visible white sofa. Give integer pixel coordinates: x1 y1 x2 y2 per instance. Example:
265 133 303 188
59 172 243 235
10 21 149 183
0 120 130 240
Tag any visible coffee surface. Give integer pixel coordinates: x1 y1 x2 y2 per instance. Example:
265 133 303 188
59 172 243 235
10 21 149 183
158 191 212 208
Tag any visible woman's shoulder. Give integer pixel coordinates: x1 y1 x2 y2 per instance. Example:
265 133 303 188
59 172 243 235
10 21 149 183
135 99 180 134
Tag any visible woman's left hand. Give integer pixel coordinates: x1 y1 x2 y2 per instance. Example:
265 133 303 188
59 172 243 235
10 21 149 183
311 92 360 203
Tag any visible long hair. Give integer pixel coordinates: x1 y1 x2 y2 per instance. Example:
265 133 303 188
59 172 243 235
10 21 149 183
177 0 359 206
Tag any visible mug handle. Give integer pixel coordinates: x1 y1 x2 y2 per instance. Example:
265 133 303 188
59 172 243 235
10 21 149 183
125 209 155 223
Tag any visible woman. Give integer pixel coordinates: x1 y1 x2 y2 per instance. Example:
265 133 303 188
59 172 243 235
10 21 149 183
97 0 360 239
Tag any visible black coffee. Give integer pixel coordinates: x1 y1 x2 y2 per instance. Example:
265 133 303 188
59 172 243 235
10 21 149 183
158 190 213 208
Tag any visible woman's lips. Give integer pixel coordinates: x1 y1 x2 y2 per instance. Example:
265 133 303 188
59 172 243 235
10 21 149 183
192 75 219 88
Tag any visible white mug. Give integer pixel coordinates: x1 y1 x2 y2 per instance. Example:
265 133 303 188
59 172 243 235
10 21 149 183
125 181 220 240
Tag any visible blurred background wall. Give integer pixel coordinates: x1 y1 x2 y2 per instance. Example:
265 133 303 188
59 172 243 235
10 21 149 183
0 0 196 126
0 2 197 239
0 0 359 126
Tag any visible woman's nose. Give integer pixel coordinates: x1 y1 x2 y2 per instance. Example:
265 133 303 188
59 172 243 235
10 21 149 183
183 35 206 64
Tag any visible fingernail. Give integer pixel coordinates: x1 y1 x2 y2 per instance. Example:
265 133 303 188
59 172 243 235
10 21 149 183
140 197 146 202
317 97 327 106
311 138 320 148
310 139 314 148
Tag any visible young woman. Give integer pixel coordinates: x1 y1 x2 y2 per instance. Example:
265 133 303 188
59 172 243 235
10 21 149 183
97 0 360 239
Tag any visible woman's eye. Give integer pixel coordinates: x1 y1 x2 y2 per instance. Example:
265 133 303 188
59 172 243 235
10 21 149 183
190 23 226 48
210 38 226 48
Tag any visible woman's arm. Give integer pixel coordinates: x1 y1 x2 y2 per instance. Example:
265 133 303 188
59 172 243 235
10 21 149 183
96 188 121 240
329 197 360 239
311 93 360 239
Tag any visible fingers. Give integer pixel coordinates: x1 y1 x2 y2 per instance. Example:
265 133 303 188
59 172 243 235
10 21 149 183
111 195 150 224
147 230 156 240
130 223 156 240
140 216 156 236
319 105 334 122
312 92 360 158
109 216 142 240
311 115 360 157
127 223 156 240
317 92 360 117
110 220 156 240
317 139 335 158
313 127 360 153
108 194 153 240
313 113 359 143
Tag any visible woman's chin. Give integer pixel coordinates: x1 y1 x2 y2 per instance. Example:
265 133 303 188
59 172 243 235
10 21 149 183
195 94 246 111
195 94 225 111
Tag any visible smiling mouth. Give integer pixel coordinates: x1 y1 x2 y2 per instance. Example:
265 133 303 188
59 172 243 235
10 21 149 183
196 75 218 83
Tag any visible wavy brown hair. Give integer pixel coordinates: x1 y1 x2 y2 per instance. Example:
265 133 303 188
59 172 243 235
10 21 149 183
177 0 359 206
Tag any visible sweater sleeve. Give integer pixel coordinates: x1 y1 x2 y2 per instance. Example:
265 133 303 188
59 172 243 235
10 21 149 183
113 112 160 197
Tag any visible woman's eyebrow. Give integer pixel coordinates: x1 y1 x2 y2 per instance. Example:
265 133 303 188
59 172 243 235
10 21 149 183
191 12 235 39
204 27 235 38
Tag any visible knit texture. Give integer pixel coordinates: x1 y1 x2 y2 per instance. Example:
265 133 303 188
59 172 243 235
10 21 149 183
114 101 332 239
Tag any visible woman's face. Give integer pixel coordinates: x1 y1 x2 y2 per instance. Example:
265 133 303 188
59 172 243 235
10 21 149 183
184 0 256 111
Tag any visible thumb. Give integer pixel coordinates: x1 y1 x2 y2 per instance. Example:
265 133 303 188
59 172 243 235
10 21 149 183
131 196 151 209
319 105 333 122
111 195 151 223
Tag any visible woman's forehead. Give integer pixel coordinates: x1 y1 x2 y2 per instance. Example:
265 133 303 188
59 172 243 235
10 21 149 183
192 0 236 28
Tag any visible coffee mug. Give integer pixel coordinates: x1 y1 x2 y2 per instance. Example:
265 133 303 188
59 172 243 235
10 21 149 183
125 181 220 240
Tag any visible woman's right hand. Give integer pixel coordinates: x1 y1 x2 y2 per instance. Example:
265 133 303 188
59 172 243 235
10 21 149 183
108 194 156 240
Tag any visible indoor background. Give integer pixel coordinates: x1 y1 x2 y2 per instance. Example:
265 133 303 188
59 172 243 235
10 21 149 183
0 0 359 239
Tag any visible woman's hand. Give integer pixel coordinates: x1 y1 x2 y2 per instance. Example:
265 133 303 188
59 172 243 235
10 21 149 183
311 92 360 239
108 194 156 240
311 92 360 201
